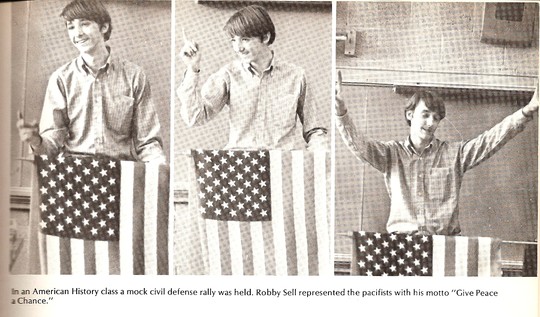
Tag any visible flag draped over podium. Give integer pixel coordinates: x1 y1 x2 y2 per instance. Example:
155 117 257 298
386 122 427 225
35 155 169 275
352 231 502 276
189 149 331 276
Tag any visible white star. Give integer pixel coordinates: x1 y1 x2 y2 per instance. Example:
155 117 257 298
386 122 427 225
251 158 259 165
244 180 252 188
374 263 381 271
227 165 235 173
66 182 73 190
421 267 428 274
413 243 421 250
108 195 115 202
48 213 56 222
40 203 47 211
414 259 420 266
260 195 267 202
397 258 405 265
221 201 229 209
40 186 48 194
421 235 429 243
228 180 236 187
197 176 205 184
48 180 56 188
40 155 48 160
261 209 268 217
57 173 65 180
99 220 106 227
390 265 397 272
74 158 82 166
57 189 65 197
359 244 366 252
213 193 221 201
236 187 244 195
206 200 214 208
235 173 244 180
91 194 98 201
366 270 373 276
382 256 389 264
205 170 212 178
374 247 381 254
56 155 65 163
40 169 49 178
56 223 64 232
220 171 228 179
107 211 115 219
214 208 222 215
245 209 253 217
198 192 205 199
242 151 250 158
108 161 116 168
358 261 366 268
398 242 405 249
212 164 220 171
251 173 259 180
91 227 98 235
422 251 429 258
65 216 72 224
390 233 397 240
91 177 99 185
57 207 64 214
100 169 107 177
258 151 266 158
99 203 106 210
259 180 267 187
382 240 389 248
213 179 220 187
74 209 81 217
220 187 228 194
108 178 116 185
199 207 206 214
235 158 242 165
74 175 82 183
211 149 219 156
205 185 212 192
40 220 47 229
405 266 413 274
243 166 251 173
74 226 81 234
227 150 235 157
48 197 56 205
245 195 252 202
219 157 227 165
99 186 107 193
374 232 382 239
253 202 260 210
66 165 73 173
229 209 237 217
74 192 81 200
83 184 90 192
82 201 90 209
82 218 90 226
83 167 90 175
390 249 397 257
405 235 413 242
108 228 115 236
91 211 98 218
48 163 56 171
91 160 99 168
238 202 244 210
366 238 373 245
366 254 374 261
259 166 267 173
204 155 211 163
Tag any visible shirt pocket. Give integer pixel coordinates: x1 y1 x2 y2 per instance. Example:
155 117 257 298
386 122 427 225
428 167 452 202
106 95 134 134
270 93 297 131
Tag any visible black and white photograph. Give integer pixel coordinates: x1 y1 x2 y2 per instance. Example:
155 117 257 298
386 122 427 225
173 0 333 275
9 0 171 275
334 1 538 277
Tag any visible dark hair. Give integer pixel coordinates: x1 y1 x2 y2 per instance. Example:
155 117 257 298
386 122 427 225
404 91 446 126
61 0 112 41
223 5 276 45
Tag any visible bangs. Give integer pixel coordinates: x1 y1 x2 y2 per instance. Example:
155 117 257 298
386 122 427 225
223 5 275 44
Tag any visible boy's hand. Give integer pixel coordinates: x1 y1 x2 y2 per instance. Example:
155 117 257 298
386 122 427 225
16 111 41 147
335 70 347 116
523 83 539 117
180 28 201 72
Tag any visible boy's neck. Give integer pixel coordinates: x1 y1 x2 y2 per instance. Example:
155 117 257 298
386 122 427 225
409 134 432 155
249 48 273 74
81 44 110 74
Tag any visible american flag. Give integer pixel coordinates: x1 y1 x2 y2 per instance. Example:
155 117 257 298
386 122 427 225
35 155 169 275
189 149 331 276
352 231 502 276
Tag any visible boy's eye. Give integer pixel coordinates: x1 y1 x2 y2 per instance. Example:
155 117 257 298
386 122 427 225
241 38 249 42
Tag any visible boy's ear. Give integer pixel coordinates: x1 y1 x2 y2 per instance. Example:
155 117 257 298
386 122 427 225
406 110 414 121
262 32 271 44
100 22 110 35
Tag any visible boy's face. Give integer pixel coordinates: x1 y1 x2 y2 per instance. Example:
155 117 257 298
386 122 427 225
230 34 269 64
66 18 108 55
407 99 442 142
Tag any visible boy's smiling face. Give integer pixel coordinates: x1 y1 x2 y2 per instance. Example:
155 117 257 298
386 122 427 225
230 33 270 65
66 18 108 55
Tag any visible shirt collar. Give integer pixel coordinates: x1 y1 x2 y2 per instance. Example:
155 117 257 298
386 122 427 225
77 46 113 76
405 135 437 156
242 51 275 77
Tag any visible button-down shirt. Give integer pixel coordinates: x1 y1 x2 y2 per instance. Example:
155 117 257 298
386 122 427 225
176 56 327 150
336 109 532 235
33 51 165 162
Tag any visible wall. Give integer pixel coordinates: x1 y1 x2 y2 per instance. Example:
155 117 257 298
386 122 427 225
335 2 539 259
10 0 171 188
173 1 332 188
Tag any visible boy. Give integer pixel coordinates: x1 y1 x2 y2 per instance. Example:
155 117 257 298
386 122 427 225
335 71 538 235
177 5 327 151
17 0 165 163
